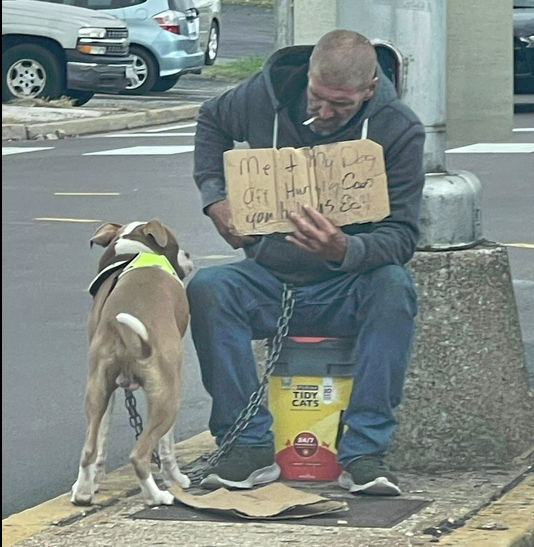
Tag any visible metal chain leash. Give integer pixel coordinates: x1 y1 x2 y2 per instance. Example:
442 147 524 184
124 388 161 468
186 283 295 486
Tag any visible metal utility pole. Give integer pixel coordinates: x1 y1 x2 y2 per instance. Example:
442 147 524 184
398 2 447 174
275 0 294 49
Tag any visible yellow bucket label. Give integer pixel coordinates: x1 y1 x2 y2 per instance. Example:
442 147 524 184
269 375 353 481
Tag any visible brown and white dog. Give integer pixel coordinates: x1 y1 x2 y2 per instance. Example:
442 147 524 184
71 220 193 507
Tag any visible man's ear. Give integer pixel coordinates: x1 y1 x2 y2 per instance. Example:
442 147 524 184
90 223 122 248
143 219 168 248
364 76 379 100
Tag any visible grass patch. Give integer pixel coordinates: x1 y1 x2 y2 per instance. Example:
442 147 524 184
204 56 267 81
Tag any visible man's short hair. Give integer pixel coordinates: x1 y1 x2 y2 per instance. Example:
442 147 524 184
309 30 377 90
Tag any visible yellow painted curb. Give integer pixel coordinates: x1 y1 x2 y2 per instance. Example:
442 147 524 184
439 473 534 547
2 431 215 547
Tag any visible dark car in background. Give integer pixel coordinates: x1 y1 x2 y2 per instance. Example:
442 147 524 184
514 0 534 93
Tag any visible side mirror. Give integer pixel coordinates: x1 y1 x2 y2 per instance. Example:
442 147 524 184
372 40 405 98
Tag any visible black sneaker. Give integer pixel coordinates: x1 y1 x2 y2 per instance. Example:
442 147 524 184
200 444 281 490
339 455 401 496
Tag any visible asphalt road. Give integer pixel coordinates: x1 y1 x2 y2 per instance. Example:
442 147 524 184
3 114 533 518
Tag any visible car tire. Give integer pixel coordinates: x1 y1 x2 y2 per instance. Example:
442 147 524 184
2 44 64 102
205 21 220 66
121 45 158 95
151 74 181 93
67 90 94 107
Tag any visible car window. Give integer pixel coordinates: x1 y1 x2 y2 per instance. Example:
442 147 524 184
514 0 534 8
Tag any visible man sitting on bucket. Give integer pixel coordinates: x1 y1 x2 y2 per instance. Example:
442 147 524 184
188 29 425 495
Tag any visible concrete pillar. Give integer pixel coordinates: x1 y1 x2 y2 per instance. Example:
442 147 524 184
390 246 534 471
447 0 514 147
294 0 337 46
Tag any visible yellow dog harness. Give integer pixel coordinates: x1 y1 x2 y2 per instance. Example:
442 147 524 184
88 252 183 297
118 252 184 286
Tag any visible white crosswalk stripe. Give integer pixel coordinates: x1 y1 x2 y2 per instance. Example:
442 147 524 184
446 143 534 154
146 123 197 132
105 133 196 138
84 145 195 156
2 147 53 156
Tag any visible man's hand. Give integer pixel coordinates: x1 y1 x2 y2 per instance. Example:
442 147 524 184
206 200 259 249
286 205 348 264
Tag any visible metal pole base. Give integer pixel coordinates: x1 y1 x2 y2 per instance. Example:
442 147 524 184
417 170 483 251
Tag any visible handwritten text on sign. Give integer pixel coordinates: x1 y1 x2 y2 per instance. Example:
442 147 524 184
224 140 390 235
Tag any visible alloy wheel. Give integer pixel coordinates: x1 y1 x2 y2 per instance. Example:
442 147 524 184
207 24 219 63
127 54 148 90
7 59 47 99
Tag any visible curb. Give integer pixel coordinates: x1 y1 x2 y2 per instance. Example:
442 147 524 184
438 472 534 547
1 431 215 547
2 104 201 141
2 124 27 141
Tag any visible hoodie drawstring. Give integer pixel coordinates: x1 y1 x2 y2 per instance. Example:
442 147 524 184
361 118 369 140
273 112 279 149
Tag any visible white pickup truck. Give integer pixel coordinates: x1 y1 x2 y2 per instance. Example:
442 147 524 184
2 0 135 105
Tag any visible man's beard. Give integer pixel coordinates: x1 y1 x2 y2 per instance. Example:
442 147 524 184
308 113 354 136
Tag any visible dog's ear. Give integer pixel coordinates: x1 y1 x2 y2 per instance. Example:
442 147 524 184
143 219 168 248
90 223 122 248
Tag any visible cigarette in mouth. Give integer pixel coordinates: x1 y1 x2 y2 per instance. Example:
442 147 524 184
303 116 318 126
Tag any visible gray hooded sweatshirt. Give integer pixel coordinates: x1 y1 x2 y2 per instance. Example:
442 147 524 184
193 46 425 286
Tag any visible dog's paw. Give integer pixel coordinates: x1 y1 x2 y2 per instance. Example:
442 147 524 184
177 473 191 489
145 489 175 506
71 464 97 505
71 482 94 506
162 469 191 490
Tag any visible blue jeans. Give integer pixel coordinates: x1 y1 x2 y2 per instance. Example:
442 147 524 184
186 259 417 467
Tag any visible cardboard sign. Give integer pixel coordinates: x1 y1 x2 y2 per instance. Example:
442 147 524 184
224 140 390 236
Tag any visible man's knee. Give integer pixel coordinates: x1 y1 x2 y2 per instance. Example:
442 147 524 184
362 265 417 315
187 265 237 308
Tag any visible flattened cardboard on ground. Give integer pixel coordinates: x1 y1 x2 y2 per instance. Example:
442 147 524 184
169 483 347 520
224 140 390 236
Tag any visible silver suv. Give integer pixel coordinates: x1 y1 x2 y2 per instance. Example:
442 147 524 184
41 0 221 95
2 0 134 105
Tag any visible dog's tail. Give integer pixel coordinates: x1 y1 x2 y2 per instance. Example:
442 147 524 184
114 314 153 389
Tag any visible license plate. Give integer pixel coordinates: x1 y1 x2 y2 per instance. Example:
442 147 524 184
187 19 199 38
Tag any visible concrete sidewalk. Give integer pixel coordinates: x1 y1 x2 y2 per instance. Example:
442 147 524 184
2 102 200 141
3 432 533 547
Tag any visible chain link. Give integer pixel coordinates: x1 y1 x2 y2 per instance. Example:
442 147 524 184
186 283 295 485
124 388 161 468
